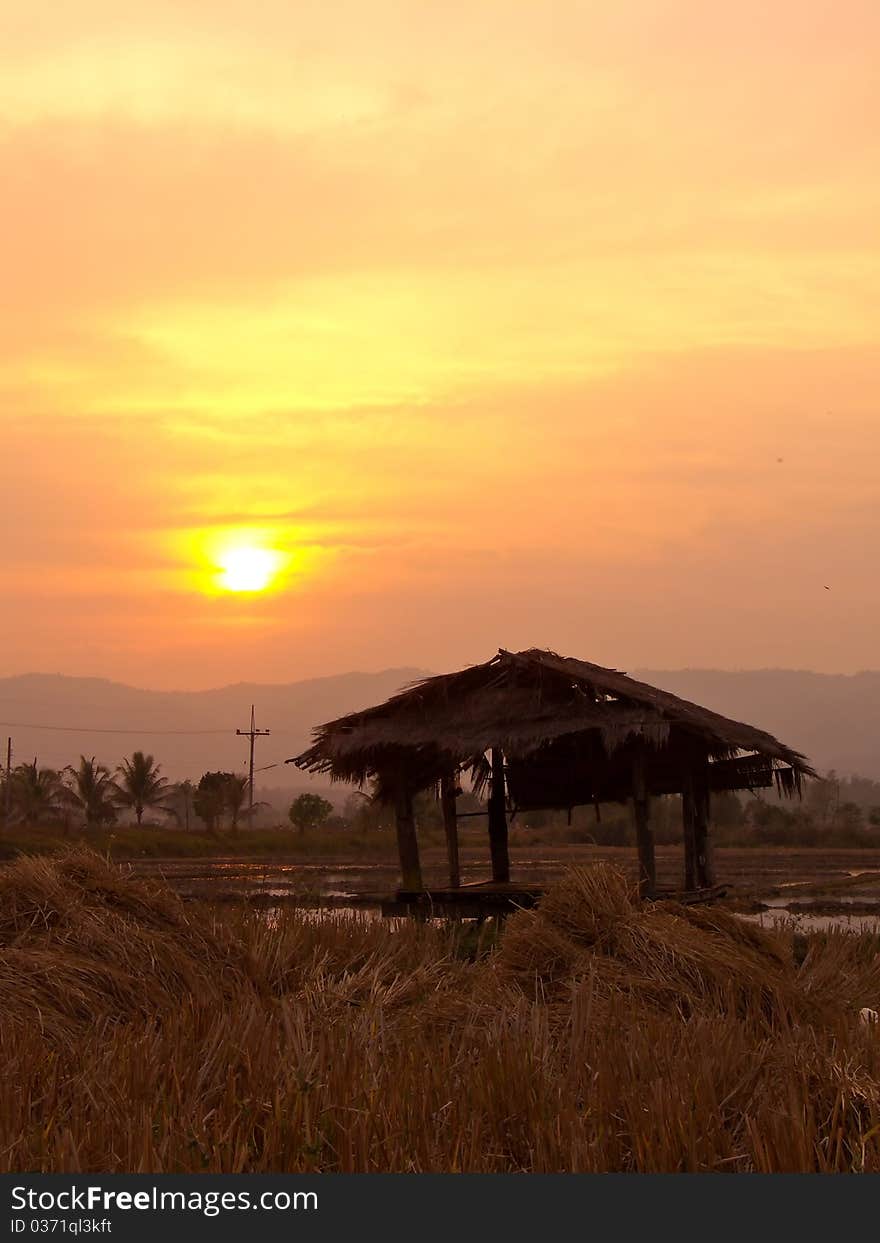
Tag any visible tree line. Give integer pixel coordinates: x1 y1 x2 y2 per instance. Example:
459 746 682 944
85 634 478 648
0 752 339 836
2 753 171 829
4 750 879 847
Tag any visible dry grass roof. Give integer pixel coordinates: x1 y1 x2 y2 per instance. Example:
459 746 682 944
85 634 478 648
290 648 815 801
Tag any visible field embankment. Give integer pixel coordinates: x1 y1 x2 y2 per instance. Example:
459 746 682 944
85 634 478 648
1 850 878 1172
0 823 411 861
6 825 880 901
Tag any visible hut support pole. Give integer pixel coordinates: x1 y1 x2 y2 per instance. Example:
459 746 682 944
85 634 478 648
693 771 715 888
631 747 656 899
440 771 461 889
681 772 697 892
488 747 510 884
394 785 423 892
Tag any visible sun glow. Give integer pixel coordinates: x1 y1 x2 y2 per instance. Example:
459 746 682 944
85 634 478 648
216 545 282 593
178 527 321 598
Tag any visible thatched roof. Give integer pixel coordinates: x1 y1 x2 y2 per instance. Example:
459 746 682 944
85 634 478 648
290 648 815 803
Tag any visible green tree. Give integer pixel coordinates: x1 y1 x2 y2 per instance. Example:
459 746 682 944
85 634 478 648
342 790 388 833
288 792 333 835
711 791 745 828
806 772 839 826
10 760 65 825
746 800 800 845
64 757 119 827
342 781 396 833
835 801 864 838
115 751 170 826
193 771 231 834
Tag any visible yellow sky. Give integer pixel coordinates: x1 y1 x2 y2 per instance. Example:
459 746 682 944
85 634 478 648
1 1 878 687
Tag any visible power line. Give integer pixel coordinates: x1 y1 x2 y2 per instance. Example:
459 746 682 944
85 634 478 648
0 720 232 735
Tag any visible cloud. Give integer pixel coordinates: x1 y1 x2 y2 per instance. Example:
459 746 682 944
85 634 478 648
3 2 880 681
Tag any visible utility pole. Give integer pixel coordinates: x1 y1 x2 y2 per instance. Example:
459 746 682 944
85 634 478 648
180 780 192 833
4 737 12 828
236 706 270 831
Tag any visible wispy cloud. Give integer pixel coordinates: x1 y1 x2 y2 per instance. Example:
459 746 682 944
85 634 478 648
3 1 879 682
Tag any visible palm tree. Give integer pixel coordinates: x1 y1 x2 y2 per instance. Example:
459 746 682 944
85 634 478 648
115 752 170 826
224 774 250 833
64 757 120 828
10 760 65 825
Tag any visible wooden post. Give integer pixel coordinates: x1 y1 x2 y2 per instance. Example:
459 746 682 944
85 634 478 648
631 745 656 899
693 769 715 888
487 747 510 883
3 737 11 828
681 771 697 892
394 784 423 892
440 771 461 889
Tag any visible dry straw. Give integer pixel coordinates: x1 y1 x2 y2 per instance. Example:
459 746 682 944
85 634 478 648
1 851 878 1172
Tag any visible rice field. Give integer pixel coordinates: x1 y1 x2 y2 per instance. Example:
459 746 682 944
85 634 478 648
118 841 880 901
1 849 878 1173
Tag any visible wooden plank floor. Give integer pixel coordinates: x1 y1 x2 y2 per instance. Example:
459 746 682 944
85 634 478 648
382 883 543 917
382 879 727 918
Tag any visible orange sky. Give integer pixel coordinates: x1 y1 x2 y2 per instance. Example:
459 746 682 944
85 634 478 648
1 1 878 688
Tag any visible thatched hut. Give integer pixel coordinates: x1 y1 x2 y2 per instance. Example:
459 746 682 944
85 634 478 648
290 648 815 898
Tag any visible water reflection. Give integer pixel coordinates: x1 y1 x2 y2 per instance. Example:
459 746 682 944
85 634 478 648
128 857 880 934
742 910 880 934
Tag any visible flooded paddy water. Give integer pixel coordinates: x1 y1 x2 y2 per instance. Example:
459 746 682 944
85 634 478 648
125 844 880 934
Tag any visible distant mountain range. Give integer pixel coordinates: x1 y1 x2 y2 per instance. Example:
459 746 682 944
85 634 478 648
636 668 880 780
0 669 427 790
0 666 877 787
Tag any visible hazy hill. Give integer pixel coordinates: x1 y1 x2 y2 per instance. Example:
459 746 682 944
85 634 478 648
0 669 427 790
637 669 880 780
0 666 877 791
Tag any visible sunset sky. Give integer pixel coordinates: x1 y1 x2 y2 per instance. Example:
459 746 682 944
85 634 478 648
2 1 878 689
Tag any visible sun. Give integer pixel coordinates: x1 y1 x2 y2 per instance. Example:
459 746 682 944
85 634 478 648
216 545 281 593
180 527 299 596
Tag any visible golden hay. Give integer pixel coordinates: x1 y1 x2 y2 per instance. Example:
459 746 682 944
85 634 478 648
531 864 635 946
496 864 872 1028
1 851 878 1173
0 849 464 1042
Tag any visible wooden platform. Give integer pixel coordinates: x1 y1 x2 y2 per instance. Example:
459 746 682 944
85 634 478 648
381 880 544 918
654 883 729 905
380 879 728 918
